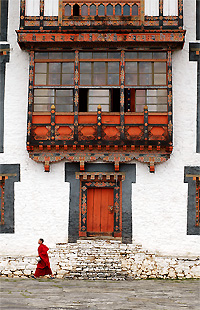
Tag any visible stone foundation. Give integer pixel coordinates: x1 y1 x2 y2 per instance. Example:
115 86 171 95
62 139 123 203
0 240 200 279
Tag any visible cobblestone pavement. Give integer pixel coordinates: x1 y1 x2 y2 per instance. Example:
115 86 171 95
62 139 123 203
0 278 199 310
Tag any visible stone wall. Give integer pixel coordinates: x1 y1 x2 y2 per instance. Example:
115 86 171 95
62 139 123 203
0 240 199 280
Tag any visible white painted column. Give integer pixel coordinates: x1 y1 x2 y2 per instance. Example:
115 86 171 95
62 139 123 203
26 0 40 16
44 0 59 16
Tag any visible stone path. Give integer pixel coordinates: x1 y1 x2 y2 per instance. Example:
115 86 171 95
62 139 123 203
0 278 199 309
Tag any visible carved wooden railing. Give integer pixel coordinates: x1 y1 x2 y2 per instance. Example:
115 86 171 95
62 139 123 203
28 105 170 150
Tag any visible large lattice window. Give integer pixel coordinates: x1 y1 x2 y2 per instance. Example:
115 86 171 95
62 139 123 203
33 50 168 113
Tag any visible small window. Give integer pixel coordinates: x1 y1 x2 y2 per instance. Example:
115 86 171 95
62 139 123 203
123 4 130 16
132 4 138 16
65 4 71 16
98 4 105 16
107 4 113 16
88 89 110 112
115 4 121 16
81 4 88 16
90 4 96 16
73 4 79 16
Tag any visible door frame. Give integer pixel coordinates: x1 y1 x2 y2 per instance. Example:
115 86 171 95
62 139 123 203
76 172 125 238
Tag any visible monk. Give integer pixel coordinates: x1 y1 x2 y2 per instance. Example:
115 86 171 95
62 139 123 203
32 238 54 278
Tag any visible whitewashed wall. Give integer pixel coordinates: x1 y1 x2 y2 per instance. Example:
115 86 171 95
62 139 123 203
44 0 59 16
0 0 199 258
26 0 40 16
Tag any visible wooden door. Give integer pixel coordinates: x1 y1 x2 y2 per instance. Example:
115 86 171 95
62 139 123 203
87 188 114 236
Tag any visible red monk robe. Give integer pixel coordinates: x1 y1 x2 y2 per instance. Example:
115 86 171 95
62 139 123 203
34 243 52 277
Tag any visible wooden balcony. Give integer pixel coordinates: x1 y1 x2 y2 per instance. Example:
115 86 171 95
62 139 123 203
27 106 172 172
29 106 170 147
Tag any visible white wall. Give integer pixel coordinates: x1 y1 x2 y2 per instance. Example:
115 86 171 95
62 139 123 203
0 0 199 257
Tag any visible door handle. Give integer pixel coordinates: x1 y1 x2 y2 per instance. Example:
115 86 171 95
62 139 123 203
108 205 114 213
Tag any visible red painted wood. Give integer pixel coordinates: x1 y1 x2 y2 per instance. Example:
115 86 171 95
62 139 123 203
87 188 114 234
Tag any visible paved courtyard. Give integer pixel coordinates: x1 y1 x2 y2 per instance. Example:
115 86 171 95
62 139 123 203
0 278 199 310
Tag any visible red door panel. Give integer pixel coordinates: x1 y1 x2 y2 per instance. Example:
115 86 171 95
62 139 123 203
87 188 114 235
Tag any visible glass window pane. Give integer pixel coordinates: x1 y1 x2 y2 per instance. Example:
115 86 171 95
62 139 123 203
154 62 166 73
153 52 167 59
108 62 119 73
90 4 96 16
79 52 92 59
138 52 152 59
123 4 130 16
49 53 62 59
62 63 74 73
62 74 74 85
80 74 92 85
93 52 107 59
89 89 109 96
158 97 167 104
147 90 158 96
34 89 54 96
157 105 167 112
136 96 145 105
115 4 121 16
157 89 168 96
136 90 145 97
35 63 47 73
81 4 88 16
56 105 73 112
108 74 119 85
49 63 61 73
125 62 137 73
108 52 121 59
154 74 166 85
136 105 145 112
107 4 113 16
34 97 54 104
139 62 152 73
98 4 105 16
125 74 137 85
56 90 73 96
93 62 106 73
65 4 71 16
147 97 158 104
56 97 73 104
132 4 138 16
62 52 75 59
35 74 47 85
35 52 48 59
89 97 110 104
34 105 50 112
93 74 106 85
125 52 137 59
139 74 152 85
48 74 60 85
80 62 92 73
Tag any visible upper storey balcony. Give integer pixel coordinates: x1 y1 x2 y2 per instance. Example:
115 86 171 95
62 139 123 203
18 0 185 50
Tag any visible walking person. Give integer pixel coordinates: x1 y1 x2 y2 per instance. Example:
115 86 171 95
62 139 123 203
32 238 54 279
